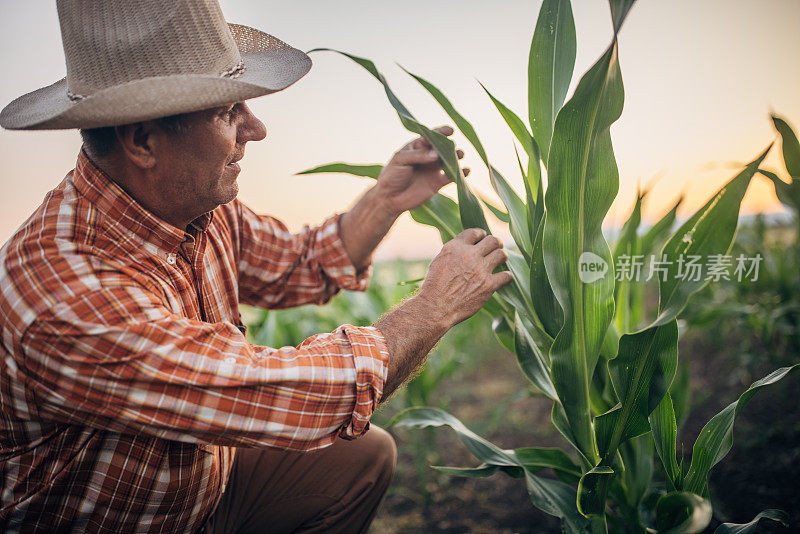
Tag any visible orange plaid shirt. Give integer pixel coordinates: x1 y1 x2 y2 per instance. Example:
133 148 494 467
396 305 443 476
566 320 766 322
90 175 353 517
0 151 389 533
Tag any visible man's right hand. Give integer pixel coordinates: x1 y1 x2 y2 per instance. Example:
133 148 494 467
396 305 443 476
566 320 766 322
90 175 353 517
374 228 513 400
416 228 513 329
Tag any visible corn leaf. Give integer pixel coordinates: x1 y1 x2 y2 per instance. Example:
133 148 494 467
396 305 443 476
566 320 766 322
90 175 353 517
514 312 557 400
656 146 770 324
589 147 771 514
613 189 645 333
528 0 576 166
310 48 489 234
391 407 588 530
577 465 614 517
433 464 521 478
481 82 537 161
683 363 799 495
513 446 582 480
296 162 383 179
297 160 463 242
619 434 654 510
713 509 789 534
404 68 532 257
759 169 798 210
649 392 681 491
313 49 534 316
640 195 682 256
655 491 712 534
772 115 800 179
543 11 627 464
479 194 510 223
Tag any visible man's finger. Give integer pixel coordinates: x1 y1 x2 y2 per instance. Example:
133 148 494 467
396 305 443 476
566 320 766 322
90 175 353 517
457 227 487 244
490 271 515 291
476 235 503 256
392 148 439 166
433 125 455 136
484 247 509 269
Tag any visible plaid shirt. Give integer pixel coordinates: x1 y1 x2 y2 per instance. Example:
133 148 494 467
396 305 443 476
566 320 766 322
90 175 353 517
0 151 389 533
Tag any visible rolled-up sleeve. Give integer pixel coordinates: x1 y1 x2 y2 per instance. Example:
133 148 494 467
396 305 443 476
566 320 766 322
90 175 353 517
17 284 389 451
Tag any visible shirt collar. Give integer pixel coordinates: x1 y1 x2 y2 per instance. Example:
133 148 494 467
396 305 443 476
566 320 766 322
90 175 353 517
73 150 213 252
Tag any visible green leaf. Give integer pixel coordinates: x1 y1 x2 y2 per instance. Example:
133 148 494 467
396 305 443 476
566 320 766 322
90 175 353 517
613 188 645 334
297 159 463 242
401 66 488 163
649 392 681 491
531 211 563 339
640 195 682 256
491 314 516 353
512 446 582 481
609 0 637 33
433 464 522 479
311 48 490 234
542 21 626 463
772 115 800 179
391 407 588 529
296 161 383 179
595 147 771 472
411 200 462 242
481 82 536 159
479 194 510 223
656 146 771 325
684 363 799 495
528 0 576 166
713 509 789 534
613 188 644 263
404 67 532 256
619 433 654 509
655 491 712 534
577 465 614 517
595 320 678 459
514 312 557 400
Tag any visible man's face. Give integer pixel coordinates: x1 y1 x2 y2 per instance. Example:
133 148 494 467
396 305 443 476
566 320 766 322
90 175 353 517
153 102 267 218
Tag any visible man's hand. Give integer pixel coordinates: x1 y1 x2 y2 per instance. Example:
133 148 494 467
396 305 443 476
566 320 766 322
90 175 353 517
373 125 469 218
338 125 468 271
375 228 513 399
415 228 512 329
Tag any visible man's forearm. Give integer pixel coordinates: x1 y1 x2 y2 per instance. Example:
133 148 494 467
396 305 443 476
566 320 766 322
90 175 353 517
373 295 450 401
337 187 398 271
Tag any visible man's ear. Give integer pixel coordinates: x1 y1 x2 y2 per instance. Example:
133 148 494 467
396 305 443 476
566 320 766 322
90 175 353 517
115 121 158 169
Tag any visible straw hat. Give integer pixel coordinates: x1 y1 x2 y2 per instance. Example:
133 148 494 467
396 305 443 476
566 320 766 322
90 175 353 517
0 0 312 130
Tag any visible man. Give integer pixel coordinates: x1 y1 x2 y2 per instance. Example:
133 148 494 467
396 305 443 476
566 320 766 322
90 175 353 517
0 1 512 532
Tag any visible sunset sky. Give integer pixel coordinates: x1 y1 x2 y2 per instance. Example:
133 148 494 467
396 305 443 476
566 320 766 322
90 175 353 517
1 0 798 259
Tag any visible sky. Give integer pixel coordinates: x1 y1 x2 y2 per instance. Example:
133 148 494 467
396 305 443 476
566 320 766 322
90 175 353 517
1 0 799 260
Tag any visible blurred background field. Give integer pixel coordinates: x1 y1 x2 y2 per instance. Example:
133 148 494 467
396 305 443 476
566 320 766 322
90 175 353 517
244 215 799 533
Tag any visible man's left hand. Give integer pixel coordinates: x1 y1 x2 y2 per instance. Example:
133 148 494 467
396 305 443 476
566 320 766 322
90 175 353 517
373 125 470 217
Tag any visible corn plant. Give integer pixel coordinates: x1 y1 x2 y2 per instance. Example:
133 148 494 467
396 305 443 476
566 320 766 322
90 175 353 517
302 1 797 531
759 116 800 241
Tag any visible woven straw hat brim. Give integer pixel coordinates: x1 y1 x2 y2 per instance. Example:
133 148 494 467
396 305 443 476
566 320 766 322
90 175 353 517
0 24 311 130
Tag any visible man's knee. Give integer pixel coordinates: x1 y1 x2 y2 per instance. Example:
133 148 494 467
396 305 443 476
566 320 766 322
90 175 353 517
362 426 397 486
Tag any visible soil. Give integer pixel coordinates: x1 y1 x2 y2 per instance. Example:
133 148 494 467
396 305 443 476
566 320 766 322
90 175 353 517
368 332 800 533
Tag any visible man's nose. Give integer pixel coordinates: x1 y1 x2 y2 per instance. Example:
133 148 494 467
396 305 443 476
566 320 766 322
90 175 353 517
237 102 267 143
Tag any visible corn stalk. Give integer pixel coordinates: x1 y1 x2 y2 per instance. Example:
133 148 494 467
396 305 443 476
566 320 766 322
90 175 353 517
300 1 797 531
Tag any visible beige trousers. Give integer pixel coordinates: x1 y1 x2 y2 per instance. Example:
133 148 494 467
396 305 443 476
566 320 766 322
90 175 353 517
205 427 397 534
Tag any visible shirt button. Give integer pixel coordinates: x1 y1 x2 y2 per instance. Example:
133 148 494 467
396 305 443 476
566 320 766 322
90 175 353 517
167 253 177 265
